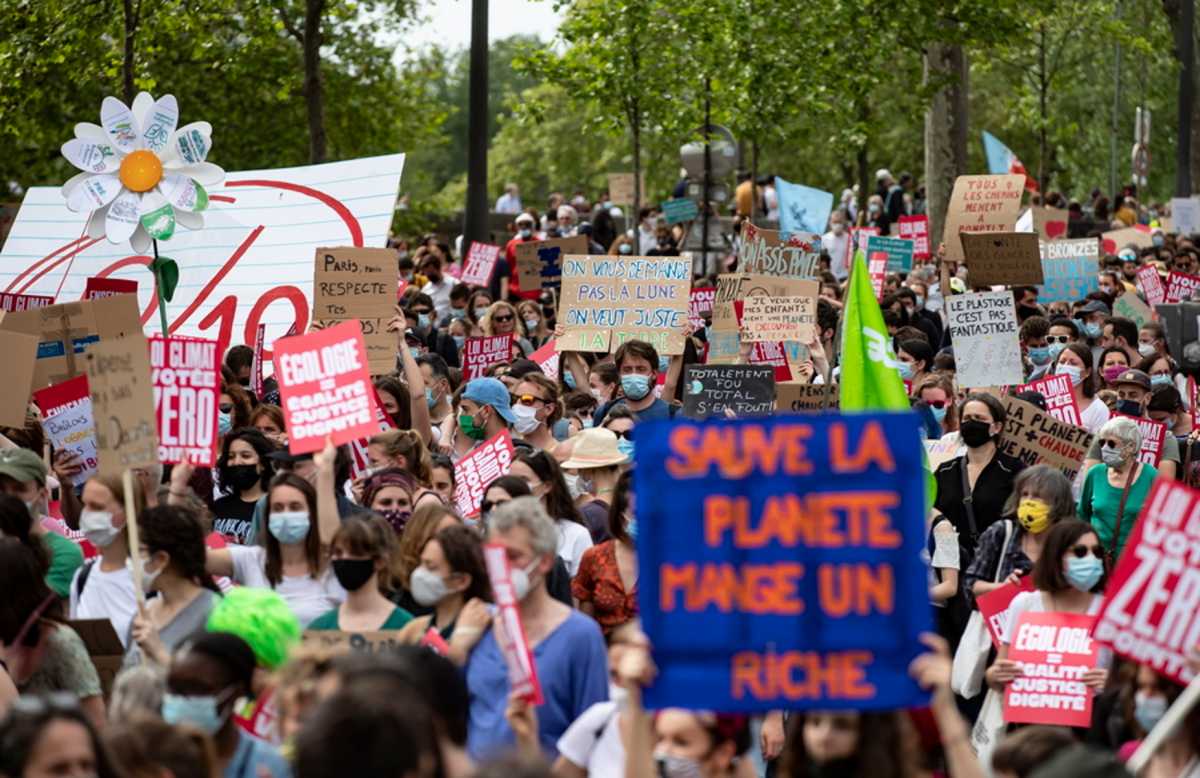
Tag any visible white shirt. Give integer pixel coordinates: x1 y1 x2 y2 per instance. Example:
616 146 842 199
421 277 460 320
764 185 779 221
556 701 624 778
228 545 346 627
557 519 594 577
823 228 851 280
1079 397 1111 434
69 562 138 649
638 224 657 255
495 193 522 214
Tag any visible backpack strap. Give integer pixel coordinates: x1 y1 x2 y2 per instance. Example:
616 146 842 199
75 558 96 599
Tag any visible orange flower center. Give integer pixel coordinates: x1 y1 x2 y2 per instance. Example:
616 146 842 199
118 149 163 193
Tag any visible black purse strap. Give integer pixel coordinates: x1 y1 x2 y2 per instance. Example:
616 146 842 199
960 457 979 537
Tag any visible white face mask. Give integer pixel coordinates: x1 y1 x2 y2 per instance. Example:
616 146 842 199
139 555 165 594
511 404 541 435
409 566 452 606
1138 342 1157 357
563 472 593 500
510 557 543 601
80 509 121 548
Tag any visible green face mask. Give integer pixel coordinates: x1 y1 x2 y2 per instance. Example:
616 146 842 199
459 412 486 440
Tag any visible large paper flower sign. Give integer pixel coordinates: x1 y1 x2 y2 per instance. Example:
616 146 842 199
60 92 224 334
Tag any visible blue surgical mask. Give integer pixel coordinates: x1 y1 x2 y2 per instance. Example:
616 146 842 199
564 371 576 390
418 313 431 329
268 510 311 545
474 306 489 319
619 243 633 255
626 516 638 541
621 374 652 400
1153 234 1165 248
1135 692 1168 733
450 308 466 321
1083 321 1103 339
1047 341 1068 361
616 438 635 461
1056 363 1083 386
930 405 947 424
657 355 670 372
452 335 466 349
217 410 232 435
1151 374 1172 388
897 362 915 380
1065 555 1103 592
425 387 437 409
1028 346 1051 365
161 690 232 735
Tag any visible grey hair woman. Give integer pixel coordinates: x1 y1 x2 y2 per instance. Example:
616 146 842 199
1078 415 1156 563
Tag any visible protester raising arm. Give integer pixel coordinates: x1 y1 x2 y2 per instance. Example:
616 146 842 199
313 437 343 547
51 450 85 529
553 322 592 391
390 306 435 445
909 633 986 778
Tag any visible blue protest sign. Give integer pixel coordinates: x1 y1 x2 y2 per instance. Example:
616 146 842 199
865 235 915 274
776 177 833 237
662 198 700 225
634 412 931 713
1038 238 1100 303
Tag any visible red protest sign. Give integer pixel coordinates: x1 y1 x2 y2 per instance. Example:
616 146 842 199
1004 611 1099 727
689 287 716 330
530 340 559 380
0 292 53 312
33 374 90 418
976 576 1036 648
275 320 378 454
869 253 887 300
453 431 515 517
1166 270 1200 303
83 277 137 301
483 543 544 704
1019 374 1081 426
851 226 879 253
1116 413 1166 466
463 334 515 381
1095 479 1200 684
1137 266 1165 307
898 215 930 260
251 323 266 399
462 242 502 287
150 336 221 466
748 341 793 382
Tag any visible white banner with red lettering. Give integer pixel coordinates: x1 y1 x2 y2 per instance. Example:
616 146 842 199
1019 374 1081 426
454 431 515 517
150 336 221 466
483 543 544 704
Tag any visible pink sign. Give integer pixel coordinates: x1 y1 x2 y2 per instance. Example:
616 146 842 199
1116 413 1166 466
1137 265 1165 306
1019 374 1081 426
530 340 559 380
898 215 931 260
275 320 378 454
462 242 503 287
869 254 887 300
976 575 1036 648
689 287 716 330
463 334 515 381
483 543 544 704
150 336 221 466
0 292 52 312
1004 611 1099 727
83 277 137 301
251 323 266 399
1165 270 1200 303
454 431 515 518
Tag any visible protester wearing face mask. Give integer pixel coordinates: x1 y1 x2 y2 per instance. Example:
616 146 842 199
572 470 638 637
592 341 673 425
205 447 345 627
456 378 517 453
510 450 593 577
560 427 628 543
822 210 851 281
1116 665 1200 770
0 449 82 598
124 504 221 668
637 208 658 255
465 497 608 759
609 235 636 256
510 374 561 453
1135 351 1188 408
1019 316 1053 380
896 339 932 393
360 468 417 535
1137 322 1168 361
1097 347 1131 389
1075 299 1110 343
517 300 551 348
308 516 412 631
1082 369 1179 480
365 430 442 511
986 520 1110 694
212 429 276 545
418 254 459 321
465 290 495 335
70 474 146 650
913 375 958 442
397 524 493 663
1079 416 1156 563
163 632 291 778
219 382 252 437
503 212 542 301
1052 343 1110 433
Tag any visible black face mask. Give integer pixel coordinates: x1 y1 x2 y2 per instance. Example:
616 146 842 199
1116 398 1143 417
225 464 261 492
332 558 376 591
959 419 993 448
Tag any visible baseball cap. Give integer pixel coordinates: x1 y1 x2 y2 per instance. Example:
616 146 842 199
515 213 535 226
1118 247 1138 262
1078 300 1111 315
462 378 516 424
1113 369 1152 391
561 428 628 469
0 447 48 485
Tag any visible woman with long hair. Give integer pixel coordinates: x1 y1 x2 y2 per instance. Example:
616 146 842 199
1052 342 1110 433
392 504 463 616
572 470 637 636
367 429 441 509
510 449 593 576
309 515 412 631
480 300 533 357
212 428 277 545
398 524 493 662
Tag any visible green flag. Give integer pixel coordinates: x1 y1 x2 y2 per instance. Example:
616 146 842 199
840 248 910 410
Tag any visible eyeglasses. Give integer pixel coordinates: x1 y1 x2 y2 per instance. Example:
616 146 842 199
1070 544 1104 559
511 394 550 407
610 429 634 440
1046 335 1072 344
493 314 514 323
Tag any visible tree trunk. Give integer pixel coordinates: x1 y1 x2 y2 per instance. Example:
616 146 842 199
122 0 136 103
1038 25 1050 193
304 0 327 164
924 41 968 248
1165 0 1199 192
632 104 642 221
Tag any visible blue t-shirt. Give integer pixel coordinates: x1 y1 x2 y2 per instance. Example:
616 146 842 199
226 731 291 778
465 609 609 760
594 397 671 426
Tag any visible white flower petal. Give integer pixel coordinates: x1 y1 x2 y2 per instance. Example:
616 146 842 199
66 174 123 212
175 210 204 230
157 173 206 212
131 226 152 254
174 162 225 187
61 171 91 198
86 207 109 239
131 92 156 131
100 96 140 153
140 94 178 155
62 138 119 174
105 190 142 243
74 122 110 143
171 121 212 165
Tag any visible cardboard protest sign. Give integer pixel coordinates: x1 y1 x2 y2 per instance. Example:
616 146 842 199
302 630 406 654
776 382 838 412
1137 266 1166 306
1018 374 1081 426
711 274 743 334
0 331 38 427
942 174 1025 263
681 365 775 419
946 291 1023 387
1004 611 1099 727
0 154 406 344
741 296 815 343
999 397 1093 482
529 340 559 380
1113 292 1153 329
1030 206 1069 241
897 215 930 260
453 431 515 517
1171 197 1200 235
662 198 700 225
1038 239 1100 303
83 277 137 300
149 336 220 466
0 293 53 312
483 543 544 704
0 294 142 389
462 242 503 287
689 287 716 330
34 376 98 485
1114 413 1166 466
976 576 1036 648
1166 270 1200 304
961 232 1043 286
85 333 158 476
312 247 397 374
740 223 821 278
68 619 124 700
865 235 915 274
1095 479 1200 683
635 413 931 712
462 335 515 381
274 320 378 454
607 172 644 206
515 236 588 294
557 254 691 355
1101 226 1154 256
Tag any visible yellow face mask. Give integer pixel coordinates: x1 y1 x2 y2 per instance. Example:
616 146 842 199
1017 498 1051 533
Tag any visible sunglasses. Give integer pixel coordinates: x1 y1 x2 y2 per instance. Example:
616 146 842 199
493 314 514 323
1070 544 1104 559
1101 438 1122 448
925 400 947 409
511 394 549 406
1046 335 1072 344
219 404 234 414
610 429 634 441
480 498 509 514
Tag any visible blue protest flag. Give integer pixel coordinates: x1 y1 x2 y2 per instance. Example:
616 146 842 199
634 412 933 713
775 177 834 237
